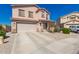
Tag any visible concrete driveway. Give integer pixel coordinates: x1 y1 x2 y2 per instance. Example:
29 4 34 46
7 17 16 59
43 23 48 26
0 32 79 54
11 32 79 54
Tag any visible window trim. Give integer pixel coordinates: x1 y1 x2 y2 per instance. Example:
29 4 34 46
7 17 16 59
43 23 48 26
18 9 25 17
28 11 33 18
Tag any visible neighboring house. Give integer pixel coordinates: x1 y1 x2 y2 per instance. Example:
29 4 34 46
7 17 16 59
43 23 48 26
59 12 79 28
11 4 52 33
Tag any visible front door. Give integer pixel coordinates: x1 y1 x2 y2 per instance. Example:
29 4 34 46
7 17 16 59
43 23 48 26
43 23 47 29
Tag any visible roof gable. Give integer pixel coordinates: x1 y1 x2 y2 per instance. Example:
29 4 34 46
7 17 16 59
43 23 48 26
60 11 79 18
36 8 49 14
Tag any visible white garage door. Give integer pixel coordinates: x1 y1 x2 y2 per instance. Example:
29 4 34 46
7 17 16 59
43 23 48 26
17 23 37 32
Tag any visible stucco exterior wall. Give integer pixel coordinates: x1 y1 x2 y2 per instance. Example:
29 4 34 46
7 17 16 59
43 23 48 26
12 6 49 21
12 6 38 21
64 24 70 28
11 21 17 33
36 11 49 20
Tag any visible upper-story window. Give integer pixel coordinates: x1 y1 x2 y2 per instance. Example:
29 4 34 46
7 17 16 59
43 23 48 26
63 18 66 19
41 11 45 18
69 15 76 19
28 11 33 18
18 9 25 17
77 16 79 19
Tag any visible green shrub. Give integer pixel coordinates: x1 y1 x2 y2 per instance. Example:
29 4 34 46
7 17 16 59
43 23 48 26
62 28 70 34
0 30 6 38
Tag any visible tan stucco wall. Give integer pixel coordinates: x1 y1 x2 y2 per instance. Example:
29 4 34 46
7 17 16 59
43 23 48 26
12 6 49 21
64 24 70 28
12 6 38 21
37 23 43 32
11 21 17 33
36 11 49 20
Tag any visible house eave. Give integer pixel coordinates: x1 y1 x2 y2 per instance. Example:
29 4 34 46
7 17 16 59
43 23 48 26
12 18 38 22
12 4 40 8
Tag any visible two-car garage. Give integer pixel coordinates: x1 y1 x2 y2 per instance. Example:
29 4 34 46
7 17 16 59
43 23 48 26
11 20 38 33
17 23 37 33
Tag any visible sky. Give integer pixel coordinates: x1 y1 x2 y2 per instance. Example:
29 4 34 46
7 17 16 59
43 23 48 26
0 4 11 25
38 4 79 21
1 4 79 25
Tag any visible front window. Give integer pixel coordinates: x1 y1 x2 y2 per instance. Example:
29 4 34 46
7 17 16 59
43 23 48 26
41 11 45 18
28 11 33 18
18 9 25 17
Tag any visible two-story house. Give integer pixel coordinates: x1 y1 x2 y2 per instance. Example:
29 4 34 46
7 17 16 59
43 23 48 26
59 12 79 28
11 4 52 33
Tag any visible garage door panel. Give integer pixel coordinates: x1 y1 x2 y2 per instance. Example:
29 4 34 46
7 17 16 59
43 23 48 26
17 23 37 32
